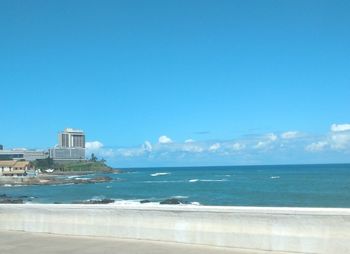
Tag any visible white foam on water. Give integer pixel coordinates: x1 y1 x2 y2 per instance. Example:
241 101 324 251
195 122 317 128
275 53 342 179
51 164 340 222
171 195 189 199
110 199 202 207
270 176 280 179
200 179 228 182
91 195 106 200
150 172 171 177
112 199 159 206
189 179 228 183
67 175 80 179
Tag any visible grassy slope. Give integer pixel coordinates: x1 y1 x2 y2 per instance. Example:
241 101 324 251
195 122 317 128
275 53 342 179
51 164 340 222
60 161 113 172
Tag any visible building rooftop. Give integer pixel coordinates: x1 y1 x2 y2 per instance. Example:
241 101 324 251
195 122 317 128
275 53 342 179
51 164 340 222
64 128 84 133
0 160 30 168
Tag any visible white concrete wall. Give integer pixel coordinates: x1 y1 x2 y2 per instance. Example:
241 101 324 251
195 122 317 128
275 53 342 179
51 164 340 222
0 204 349 254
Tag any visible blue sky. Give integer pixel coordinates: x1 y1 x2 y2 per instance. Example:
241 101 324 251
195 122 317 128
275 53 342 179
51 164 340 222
1 0 349 167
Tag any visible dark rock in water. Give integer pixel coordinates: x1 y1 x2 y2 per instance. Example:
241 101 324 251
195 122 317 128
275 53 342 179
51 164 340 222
73 198 115 204
94 198 114 204
54 202 62 204
0 199 24 204
140 200 151 204
0 194 24 203
72 176 113 185
160 198 183 205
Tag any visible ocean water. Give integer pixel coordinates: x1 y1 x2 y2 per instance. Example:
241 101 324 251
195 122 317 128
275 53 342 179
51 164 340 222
1 164 350 207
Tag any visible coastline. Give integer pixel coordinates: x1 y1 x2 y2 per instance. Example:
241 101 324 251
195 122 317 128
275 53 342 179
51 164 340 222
0 204 349 253
0 175 113 187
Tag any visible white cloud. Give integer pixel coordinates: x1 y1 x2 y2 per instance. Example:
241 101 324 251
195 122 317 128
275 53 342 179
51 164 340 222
305 141 328 152
86 141 104 150
331 123 350 132
254 141 266 149
142 141 153 152
158 135 173 144
330 132 350 150
281 131 299 139
304 124 350 152
117 148 145 157
86 126 350 165
231 142 245 151
209 143 221 151
181 144 204 153
254 133 278 149
267 133 278 141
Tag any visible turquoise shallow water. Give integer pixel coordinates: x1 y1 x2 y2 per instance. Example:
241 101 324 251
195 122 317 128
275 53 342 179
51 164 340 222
1 164 350 207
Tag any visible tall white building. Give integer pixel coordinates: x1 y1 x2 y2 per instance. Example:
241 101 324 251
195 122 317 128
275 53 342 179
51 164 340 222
49 128 86 162
58 128 85 148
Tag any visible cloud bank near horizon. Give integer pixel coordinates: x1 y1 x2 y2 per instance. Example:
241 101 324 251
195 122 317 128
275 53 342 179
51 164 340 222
85 123 350 167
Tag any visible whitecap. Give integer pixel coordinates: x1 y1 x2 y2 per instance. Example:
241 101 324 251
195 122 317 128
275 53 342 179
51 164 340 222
171 195 189 199
270 176 280 179
112 199 160 206
91 195 106 200
150 172 171 177
189 179 228 183
200 179 228 182
67 175 80 179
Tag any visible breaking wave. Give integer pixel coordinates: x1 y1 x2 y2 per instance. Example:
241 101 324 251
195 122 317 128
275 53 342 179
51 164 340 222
189 179 228 183
150 172 171 177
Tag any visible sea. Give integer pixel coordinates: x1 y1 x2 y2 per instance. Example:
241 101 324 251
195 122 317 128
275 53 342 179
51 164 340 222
1 163 350 207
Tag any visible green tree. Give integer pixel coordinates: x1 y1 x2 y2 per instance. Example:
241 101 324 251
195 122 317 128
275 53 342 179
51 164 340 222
90 153 98 162
34 157 54 169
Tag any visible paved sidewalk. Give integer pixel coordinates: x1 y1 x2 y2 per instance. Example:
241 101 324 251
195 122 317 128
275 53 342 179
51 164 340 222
0 231 280 254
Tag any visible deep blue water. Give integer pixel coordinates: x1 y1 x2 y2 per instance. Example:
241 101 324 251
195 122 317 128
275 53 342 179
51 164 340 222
1 164 350 207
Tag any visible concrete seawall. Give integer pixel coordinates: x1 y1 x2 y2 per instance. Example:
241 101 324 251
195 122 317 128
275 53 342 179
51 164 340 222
0 204 349 254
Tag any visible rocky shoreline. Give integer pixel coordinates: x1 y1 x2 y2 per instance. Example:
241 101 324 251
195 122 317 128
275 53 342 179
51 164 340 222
0 194 34 204
0 175 112 187
0 194 192 205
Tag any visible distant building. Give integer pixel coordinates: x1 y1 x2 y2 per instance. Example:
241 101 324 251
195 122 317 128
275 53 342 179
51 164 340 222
0 160 30 176
49 128 86 162
58 128 85 148
0 144 3 150
0 149 48 161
